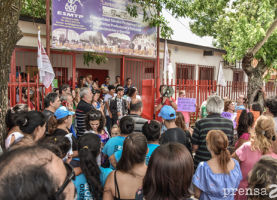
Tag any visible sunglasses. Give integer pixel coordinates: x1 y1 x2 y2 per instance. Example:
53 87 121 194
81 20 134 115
89 113 101 118
55 162 75 197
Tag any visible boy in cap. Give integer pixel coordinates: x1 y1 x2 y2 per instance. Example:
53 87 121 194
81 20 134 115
159 106 188 149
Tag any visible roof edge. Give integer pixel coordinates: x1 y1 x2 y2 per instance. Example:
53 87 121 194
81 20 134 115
160 38 226 54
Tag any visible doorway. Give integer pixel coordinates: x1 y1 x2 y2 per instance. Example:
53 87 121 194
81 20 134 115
77 69 109 86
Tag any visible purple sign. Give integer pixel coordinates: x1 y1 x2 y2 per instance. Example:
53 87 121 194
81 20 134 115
221 112 237 128
177 98 196 112
52 0 157 57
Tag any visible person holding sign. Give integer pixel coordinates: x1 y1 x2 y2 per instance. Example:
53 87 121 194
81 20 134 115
177 90 197 128
224 100 235 113
235 110 254 150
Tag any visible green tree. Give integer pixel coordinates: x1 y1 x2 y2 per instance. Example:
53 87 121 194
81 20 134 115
128 0 277 106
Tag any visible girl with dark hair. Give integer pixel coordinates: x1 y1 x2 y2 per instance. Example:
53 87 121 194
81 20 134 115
11 110 46 149
175 112 193 154
77 76 87 89
110 120 161 167
48 106 78 156
92 90 104 112
127 87 141 109
85 109 110 165
73 134 112 200
5 104 29 149
39 135 72 162
135 143 194 200
235 110 254 150
104 133 148 200
193 130 242 200
102 116 135 169
250 102 263 116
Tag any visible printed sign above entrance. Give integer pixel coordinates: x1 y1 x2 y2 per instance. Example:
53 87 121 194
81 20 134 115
52 0 157 57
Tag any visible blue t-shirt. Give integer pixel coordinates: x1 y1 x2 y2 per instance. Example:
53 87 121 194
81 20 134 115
102 136 125 169
235 104 245 112
73 167 112 200
192 158 242 200
114 144 160 165
123 85 134 94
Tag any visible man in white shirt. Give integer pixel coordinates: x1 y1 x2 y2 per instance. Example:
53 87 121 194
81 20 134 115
104 85 116 133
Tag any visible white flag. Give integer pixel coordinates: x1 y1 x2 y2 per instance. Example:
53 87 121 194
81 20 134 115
217 62 226 87
164 40 173 81
37 30 55 88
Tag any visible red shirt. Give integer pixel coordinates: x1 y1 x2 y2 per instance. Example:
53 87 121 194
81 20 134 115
19 100 35 110
155 97 176 122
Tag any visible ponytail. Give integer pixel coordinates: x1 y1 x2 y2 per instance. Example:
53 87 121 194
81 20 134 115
117 133 148 176
78 134 102 200
218 148 231 175
206 130 231 175
48 116 69 135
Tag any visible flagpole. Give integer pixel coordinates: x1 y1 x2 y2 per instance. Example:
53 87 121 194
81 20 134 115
217 58 221 85
164 39 166 85
45 0 52 94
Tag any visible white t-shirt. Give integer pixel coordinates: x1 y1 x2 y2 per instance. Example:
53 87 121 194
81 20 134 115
127 95 141 103
104 93 116 116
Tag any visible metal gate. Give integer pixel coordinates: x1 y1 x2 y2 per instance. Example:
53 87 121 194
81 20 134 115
141 79 155 120
124 58 156 95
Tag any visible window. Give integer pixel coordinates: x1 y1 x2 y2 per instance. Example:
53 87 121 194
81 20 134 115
198 65 215 81
233 69 244 82
144 67 154 74
176 63 195 84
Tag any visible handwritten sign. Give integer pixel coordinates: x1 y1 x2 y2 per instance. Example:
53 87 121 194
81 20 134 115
177 98 196 112
236 110 260 124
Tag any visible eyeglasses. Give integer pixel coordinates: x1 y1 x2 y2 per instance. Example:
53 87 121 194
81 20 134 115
89 113 101 118
55 162 75 197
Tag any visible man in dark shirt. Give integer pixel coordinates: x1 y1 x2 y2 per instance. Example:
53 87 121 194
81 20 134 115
159 105 188 149
192 95 234 170
42 92 61 134
76 87 95 137
128 99 148 133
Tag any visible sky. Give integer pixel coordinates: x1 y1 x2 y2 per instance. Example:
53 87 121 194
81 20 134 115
161 8 215 48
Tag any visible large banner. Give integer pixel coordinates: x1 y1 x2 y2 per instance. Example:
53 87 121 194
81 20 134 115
52 0 157 57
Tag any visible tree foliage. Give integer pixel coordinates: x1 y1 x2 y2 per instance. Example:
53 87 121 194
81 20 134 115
127 0 277 82
21 0 47 19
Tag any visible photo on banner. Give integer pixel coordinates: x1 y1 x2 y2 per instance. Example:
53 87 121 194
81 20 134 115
52 0 157 57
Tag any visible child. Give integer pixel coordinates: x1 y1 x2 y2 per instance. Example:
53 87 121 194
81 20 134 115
110 124 120 137
193 130 242 200
73 134 112 200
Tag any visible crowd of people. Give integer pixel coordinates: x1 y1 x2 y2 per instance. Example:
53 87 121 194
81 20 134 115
2 75 277 200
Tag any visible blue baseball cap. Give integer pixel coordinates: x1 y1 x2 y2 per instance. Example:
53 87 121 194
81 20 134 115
158 105 176 120
55 106 75 120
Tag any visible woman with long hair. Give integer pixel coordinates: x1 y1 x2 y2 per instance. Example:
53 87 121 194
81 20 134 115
135 143 194 200
77 76 87 89
11 110 46 149
48 106 78 156
175 112 193 154
127 87 141 108
193 130 242 199
104 133 148 200
5 104 29 149
232 115 277 200
85 109 110 165
250 102 263 116
74 88 81 107
235 110 254 150
73 134 112 200
92 90 102 110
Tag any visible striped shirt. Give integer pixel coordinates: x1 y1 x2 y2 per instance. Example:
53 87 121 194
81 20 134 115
192 113 234 170
76 100 95 137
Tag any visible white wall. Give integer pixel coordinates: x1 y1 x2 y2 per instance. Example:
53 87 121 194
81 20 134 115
159 42 226 82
